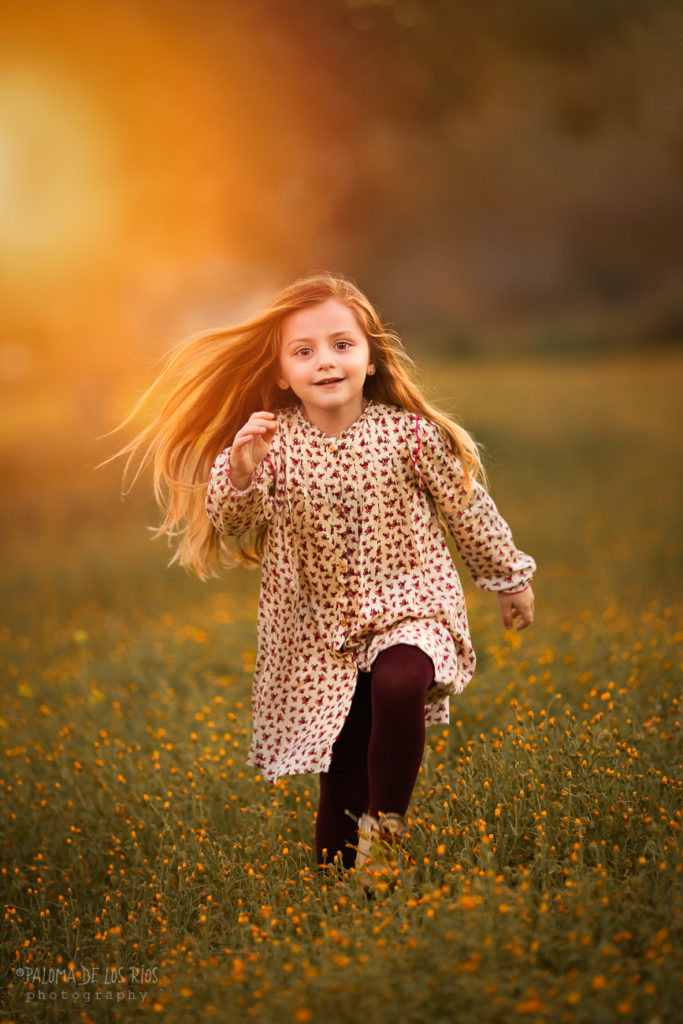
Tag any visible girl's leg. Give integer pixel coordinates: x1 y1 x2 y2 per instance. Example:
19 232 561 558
316 644 434 866
367 644 434 819
316 671 372 868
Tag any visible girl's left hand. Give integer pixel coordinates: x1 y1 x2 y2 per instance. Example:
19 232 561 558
497 586 535 631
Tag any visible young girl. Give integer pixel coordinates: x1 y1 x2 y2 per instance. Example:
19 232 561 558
120 272 535 876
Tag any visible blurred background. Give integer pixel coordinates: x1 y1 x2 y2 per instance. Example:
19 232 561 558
1 0 682 529
3 6 683 1011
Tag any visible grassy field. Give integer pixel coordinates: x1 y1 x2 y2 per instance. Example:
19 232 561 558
1 351 681 1023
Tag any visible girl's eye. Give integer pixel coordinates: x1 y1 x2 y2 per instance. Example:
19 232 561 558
295 347 312 357
335 340 351 350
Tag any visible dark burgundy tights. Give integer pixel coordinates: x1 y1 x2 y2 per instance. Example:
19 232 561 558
315 644 434 867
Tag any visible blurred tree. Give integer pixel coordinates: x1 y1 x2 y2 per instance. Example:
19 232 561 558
1 0 682 377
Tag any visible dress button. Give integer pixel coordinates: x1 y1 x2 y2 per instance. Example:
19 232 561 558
328 443 336 454
340 619 348 628
338 560 348 574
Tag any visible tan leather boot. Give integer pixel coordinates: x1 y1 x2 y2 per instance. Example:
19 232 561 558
355 811 411 889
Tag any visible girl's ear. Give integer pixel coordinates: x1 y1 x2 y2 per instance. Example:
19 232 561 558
277 378 290 390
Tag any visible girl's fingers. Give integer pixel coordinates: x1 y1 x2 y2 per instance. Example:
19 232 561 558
235 417 277 443
247 412 276 429
251 422 278 437
230 414 277 478
497 587 535 631
515 598 535 630
230 414 277 482
234 419 276 443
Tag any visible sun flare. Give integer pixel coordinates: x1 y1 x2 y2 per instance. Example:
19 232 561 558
0 64 115 279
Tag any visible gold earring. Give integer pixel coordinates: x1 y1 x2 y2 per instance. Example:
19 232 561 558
367 365 376 376
277 380 289 390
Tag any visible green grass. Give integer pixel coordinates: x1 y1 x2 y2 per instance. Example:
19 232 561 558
1 352 681 1022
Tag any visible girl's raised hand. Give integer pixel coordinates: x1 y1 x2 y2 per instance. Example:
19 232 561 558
229 412 278 490
497 585 535 632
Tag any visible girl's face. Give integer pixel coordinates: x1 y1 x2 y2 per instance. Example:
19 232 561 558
278 299 373 423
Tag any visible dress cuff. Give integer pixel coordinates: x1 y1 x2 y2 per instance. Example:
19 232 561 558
503 583 533 595
211 447 268 496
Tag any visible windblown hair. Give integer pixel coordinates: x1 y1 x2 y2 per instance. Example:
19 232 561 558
114 272 484 578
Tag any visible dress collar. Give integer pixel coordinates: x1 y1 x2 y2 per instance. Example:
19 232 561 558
295 400 376 445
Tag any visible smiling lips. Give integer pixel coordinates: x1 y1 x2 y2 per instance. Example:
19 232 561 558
315 378 343 386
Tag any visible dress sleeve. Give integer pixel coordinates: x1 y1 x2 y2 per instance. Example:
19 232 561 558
411 414 536 593
205 445 277 536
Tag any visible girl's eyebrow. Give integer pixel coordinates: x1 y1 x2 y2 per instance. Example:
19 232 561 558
284 337 313 349
286 329 360 347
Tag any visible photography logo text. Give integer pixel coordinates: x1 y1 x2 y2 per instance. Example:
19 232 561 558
13 963 159 1004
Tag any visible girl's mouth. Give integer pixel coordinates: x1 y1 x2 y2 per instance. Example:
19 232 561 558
315 378 343 386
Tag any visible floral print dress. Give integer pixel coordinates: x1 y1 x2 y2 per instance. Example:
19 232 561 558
205 401 535 783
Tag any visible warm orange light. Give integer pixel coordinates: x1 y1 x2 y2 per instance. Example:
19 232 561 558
0 64 116 281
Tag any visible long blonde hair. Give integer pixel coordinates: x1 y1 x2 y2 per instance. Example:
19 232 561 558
114 272 484 578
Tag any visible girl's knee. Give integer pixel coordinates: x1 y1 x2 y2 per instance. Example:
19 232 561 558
372 644 434 700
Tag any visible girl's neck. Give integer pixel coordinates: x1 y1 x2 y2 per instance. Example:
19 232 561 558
301 397 369 438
